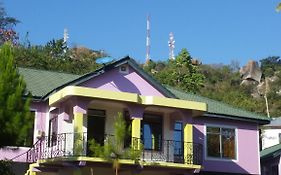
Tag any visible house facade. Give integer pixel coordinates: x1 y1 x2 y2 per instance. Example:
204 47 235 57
0 57 269 175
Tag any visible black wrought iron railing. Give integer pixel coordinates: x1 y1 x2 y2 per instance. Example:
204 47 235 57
26 133 203 165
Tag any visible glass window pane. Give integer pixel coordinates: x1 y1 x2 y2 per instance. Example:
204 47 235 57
207 127 220 134
207 133 220 157
143 124 152 149
175 122 182 130
222 128 235 159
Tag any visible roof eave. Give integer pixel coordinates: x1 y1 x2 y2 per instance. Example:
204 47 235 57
203 113 270 125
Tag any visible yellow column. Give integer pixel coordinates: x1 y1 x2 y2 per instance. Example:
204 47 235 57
184 123 193 164
74 112 84 156
131 118 141 150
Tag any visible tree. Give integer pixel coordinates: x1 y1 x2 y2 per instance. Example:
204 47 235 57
153 49 205 93
0 4 19 45
0 43 32 147
45 38 67 58
260 56 281 77
0 160 14 175
88 112 142 175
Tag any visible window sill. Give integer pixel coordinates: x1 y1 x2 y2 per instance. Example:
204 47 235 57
205 156 238 162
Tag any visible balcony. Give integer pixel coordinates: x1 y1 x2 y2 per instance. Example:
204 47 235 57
26 133 203 167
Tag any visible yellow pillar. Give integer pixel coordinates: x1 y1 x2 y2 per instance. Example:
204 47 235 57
74 112 84 156
184 123 193 164
131 118 141 150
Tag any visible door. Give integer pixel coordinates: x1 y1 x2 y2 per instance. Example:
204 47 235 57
87 109 106 155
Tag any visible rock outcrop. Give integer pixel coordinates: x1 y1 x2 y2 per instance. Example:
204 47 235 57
240 60 262 85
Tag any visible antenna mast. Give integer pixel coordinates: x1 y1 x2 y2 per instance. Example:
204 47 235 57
168 32 175 60
63 28 69 53
145 14 151 64
63 28 69 45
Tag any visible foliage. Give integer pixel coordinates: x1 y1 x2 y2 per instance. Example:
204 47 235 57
88 112 142 175
0 43 32 147
13 40 105 74
45 38 67 58
144 48 205 93
199 64 266 114
0 4 19 45
260 56 281 77
0 160 15 175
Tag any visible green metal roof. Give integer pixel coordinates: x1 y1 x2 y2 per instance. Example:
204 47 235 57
166 87 270 123
18 57 270 123
19 67 80 98
261 144 281 159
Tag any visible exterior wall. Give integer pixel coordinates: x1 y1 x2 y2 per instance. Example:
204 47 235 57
193 117 260 175
0 147 30 162
31 101 49 143
80 65 165 97
262 129 281 150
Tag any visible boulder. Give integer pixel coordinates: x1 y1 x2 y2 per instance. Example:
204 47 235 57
240 60 262 83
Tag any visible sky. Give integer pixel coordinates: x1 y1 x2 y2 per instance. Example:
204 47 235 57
4 0 281 66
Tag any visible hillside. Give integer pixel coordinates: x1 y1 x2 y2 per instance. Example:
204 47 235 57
143 52 281 117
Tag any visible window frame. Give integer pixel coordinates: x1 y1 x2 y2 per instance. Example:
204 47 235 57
173 121 183 156
205 124 238 161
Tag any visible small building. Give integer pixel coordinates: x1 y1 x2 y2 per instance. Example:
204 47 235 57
260 117 281 175
260 143 281 175
0 57 270 175
262 117 281 150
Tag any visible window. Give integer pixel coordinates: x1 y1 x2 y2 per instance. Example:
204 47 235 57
206 126 236 159
48 115 58 147
141 113 162 151
174 122 183 156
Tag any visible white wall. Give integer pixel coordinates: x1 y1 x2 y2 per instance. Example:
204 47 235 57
262 129 281 149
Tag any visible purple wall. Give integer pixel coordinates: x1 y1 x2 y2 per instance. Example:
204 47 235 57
0 147 30 162
193 117 260 174
31 102 48 143
80 65 165 97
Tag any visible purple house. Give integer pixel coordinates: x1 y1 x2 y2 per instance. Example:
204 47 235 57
0 57 269 175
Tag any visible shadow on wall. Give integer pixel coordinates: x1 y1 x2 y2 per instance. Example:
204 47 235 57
193 120 254 175
82 68 142 95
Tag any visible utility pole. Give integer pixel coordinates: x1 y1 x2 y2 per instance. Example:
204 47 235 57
264 77 270 118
